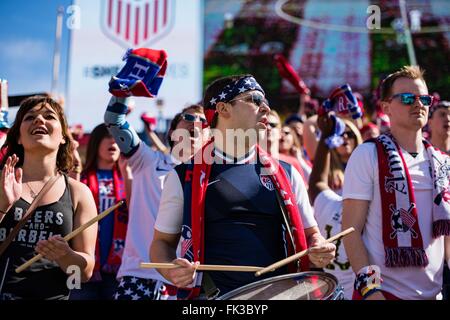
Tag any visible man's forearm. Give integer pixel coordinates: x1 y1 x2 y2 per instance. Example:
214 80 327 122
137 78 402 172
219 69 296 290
150 239 178 280
342 231 371 274
309 137 331 203
342 199 372 274
104 96 141 157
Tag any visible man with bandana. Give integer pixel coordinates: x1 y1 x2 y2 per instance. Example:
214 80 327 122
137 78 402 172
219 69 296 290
151 74 336 299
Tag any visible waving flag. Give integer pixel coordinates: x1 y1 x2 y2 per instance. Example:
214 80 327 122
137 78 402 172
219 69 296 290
109 48 167 97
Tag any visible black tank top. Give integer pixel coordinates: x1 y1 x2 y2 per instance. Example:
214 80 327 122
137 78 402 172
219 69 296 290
0 175 74 300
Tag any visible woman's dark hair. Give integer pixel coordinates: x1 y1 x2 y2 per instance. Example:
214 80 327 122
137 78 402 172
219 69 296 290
1 95 73 173
83 123 114 174
203 74 254 128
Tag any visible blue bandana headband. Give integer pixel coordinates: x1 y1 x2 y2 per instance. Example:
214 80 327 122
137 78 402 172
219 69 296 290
207 76 265 109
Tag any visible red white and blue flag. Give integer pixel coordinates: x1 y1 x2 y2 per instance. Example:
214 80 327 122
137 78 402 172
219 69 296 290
101 0 174 48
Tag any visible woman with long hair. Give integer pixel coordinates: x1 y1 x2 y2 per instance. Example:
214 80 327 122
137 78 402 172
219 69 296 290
0 96 97 300
278 123 311 183
70 123 130 300
328 119 362 193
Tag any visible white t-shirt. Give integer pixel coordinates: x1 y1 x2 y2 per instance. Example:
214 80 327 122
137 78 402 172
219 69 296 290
343 143 445 300
297 153 312 183
314 189 354 299
117 143 179 281
155 161 317 235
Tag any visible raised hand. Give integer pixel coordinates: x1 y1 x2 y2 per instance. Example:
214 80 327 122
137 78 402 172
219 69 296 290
317 113 335 139
0 154 23 210
118 154 130 177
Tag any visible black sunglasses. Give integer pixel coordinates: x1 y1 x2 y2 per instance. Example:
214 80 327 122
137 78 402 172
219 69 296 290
342 131 356 139
388 93 433 106
229 92 269 108
181 113 207 124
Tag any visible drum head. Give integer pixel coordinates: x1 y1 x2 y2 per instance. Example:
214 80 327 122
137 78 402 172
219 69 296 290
217 272 338 300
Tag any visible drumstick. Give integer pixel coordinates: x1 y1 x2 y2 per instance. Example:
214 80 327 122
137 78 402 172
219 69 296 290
148 131 169 154
140 262 264 272
255 227 355 277
15 201 124 273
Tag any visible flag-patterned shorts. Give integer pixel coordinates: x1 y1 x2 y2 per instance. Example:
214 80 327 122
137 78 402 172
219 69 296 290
114 276 177 300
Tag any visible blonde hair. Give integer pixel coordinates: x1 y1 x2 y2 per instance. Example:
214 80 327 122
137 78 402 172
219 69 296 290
381 65 426 101
329 119 363 190
269 110 281 128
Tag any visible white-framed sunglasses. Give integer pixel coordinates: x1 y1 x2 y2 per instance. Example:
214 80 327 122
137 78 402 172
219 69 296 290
181 113 207 124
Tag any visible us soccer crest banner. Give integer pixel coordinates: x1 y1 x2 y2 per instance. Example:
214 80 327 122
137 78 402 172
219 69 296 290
67 0 202 131
101 0 175 48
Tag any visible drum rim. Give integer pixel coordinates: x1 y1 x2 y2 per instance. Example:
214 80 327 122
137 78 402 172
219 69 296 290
217 271 339 300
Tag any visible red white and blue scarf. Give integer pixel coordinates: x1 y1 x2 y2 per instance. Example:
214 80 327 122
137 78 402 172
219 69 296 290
375 133 450 267
177 140 309 299
82 167 128 279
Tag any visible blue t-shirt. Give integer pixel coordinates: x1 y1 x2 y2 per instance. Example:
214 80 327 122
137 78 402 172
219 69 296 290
97 169 115 266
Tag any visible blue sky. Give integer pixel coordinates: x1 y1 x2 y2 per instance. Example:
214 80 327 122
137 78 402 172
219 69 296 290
0 0 72 95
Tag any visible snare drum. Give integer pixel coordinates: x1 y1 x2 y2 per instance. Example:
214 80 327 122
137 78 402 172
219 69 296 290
217 271 344 300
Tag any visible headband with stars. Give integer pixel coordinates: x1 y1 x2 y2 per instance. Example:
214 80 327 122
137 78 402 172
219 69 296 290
205 76 265 124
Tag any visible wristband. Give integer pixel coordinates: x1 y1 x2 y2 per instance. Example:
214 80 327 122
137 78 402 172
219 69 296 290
362 287 382 300
354 265 383 297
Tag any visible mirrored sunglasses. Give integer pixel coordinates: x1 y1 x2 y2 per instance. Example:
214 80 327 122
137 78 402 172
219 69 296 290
229 92 269 108
389 93 433 106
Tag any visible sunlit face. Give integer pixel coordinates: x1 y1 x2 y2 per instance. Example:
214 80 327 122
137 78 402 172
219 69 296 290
266 114 281 143
19 103 66 152
429 107 450 138
172 108 207 156
279 126 294 153
336 126 357 158
382 77 429 131
98 135 120 164
290 121 303 137
228 91 270 131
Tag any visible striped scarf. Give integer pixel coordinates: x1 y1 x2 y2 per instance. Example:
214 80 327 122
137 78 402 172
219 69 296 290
375 134 450 267
82 167 128 279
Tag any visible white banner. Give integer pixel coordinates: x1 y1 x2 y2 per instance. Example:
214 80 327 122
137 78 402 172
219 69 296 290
66 0 203 131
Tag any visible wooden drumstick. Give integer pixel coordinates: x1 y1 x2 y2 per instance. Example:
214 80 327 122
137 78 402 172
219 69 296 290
15 201 124 273
148 131 169 154
140 262 264 272
255 227 355 277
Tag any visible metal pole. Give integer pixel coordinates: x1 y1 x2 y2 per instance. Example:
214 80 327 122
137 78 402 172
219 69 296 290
51 6 64 95
399 0 417 66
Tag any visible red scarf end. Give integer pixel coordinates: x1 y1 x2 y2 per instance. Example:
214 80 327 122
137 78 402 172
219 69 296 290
433 220 450 238
384 247 429 268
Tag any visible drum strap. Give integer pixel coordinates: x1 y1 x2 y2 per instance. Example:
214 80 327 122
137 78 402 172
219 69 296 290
274 186 298 268
202 272 220 300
